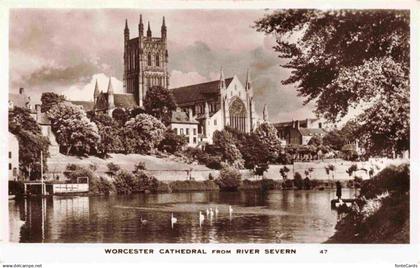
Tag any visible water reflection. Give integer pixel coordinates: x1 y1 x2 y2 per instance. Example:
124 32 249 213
9 189 356 243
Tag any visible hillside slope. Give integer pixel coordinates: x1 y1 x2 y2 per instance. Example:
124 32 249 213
46 153 217 181
326 164 409 243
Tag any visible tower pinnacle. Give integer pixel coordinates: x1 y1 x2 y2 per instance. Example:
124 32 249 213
139 14 144 36
219 67 226 89
161 16 167 39
107 77 114 109
263 104 269 122
147 21 152 38
93 79 99 103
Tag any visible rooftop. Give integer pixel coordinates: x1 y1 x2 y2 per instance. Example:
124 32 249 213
171 78 233 105
170 111 198 124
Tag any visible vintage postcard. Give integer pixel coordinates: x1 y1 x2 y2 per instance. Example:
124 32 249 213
0 0 419 267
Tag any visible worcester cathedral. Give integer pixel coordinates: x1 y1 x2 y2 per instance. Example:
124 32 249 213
91 15 259 144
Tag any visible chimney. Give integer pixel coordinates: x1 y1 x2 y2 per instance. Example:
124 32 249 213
35 104 41 122
19 88 24 94
188 108 193 121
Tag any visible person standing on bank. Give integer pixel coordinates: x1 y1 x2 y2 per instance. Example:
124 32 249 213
336 181 342 200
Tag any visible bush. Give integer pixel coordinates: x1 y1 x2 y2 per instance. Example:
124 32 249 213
354 176 363 188
113 170 136 194
360 164 409 199
133 161 146 173
216 167 242 191
133 171 159 193
254 163 269 176
327 164 410 243
168 180 219 192
159 129 188 154
90 176 115 195
63 164 114 195
303 177 311 190
112 169 159 194
106 162 121 177
183 147 223 169
261 178 276 191
200 154 223 170
282 179 294 189
293 172 304 190
279 166 290 180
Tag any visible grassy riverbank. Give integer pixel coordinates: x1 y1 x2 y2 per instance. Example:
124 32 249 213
326 164 409 243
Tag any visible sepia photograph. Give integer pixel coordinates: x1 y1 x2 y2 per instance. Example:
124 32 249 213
6 7 410 245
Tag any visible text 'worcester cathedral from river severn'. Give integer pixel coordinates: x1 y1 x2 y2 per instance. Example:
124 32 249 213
93 14 258 144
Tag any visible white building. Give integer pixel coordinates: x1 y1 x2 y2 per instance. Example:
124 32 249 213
8 133 19 181
169 110 199 147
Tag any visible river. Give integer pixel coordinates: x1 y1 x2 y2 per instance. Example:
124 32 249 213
9 189 357 243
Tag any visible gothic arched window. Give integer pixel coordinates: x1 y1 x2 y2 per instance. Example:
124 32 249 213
156 54 160 67
148 53 152 66
229 98 247 132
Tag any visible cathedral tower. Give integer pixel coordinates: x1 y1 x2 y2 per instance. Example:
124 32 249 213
123 15 169 107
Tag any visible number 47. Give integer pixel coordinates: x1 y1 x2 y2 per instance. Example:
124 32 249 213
320 250 328 254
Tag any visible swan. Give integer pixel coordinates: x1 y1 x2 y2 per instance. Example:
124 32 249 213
229 205 233 217
209 207 214 218
140 216 148 225
199 211 205 226
206 208 209 217
215 207 219 216
171 213 177 228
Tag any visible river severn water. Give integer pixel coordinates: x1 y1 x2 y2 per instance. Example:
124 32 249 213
9 189 356 243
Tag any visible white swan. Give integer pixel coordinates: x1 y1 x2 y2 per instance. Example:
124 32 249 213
199 211 205 226
140 216 148 225
171 213 177 228
229 205 233 218
209 207 214 218
215 207 219 216
206 208 210 217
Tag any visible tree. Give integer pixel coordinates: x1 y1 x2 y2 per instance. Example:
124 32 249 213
112 108 130 126
106 162 121 177
9 107 49 180
47 102 100 156
40 92 65 113
346 164 358 177
92 114 124 156
240 133 270 171
130 107 146 118
212 130 244 168
326 164 336 180
254 122 281 161
133 161 146 173
124 113 166 154
158 129 188 154
279 166 290 180
308 136 322 147
255 10 409 156
144 86 176 125
323 130 346 151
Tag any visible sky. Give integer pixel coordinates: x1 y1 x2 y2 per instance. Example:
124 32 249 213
9 9 316 122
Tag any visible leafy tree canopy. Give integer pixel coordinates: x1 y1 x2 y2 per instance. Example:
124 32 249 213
9 107 49 179
124 113 166 153
47 102 101 156
41 92 66 113
144 86 177 125
255 10 409 155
